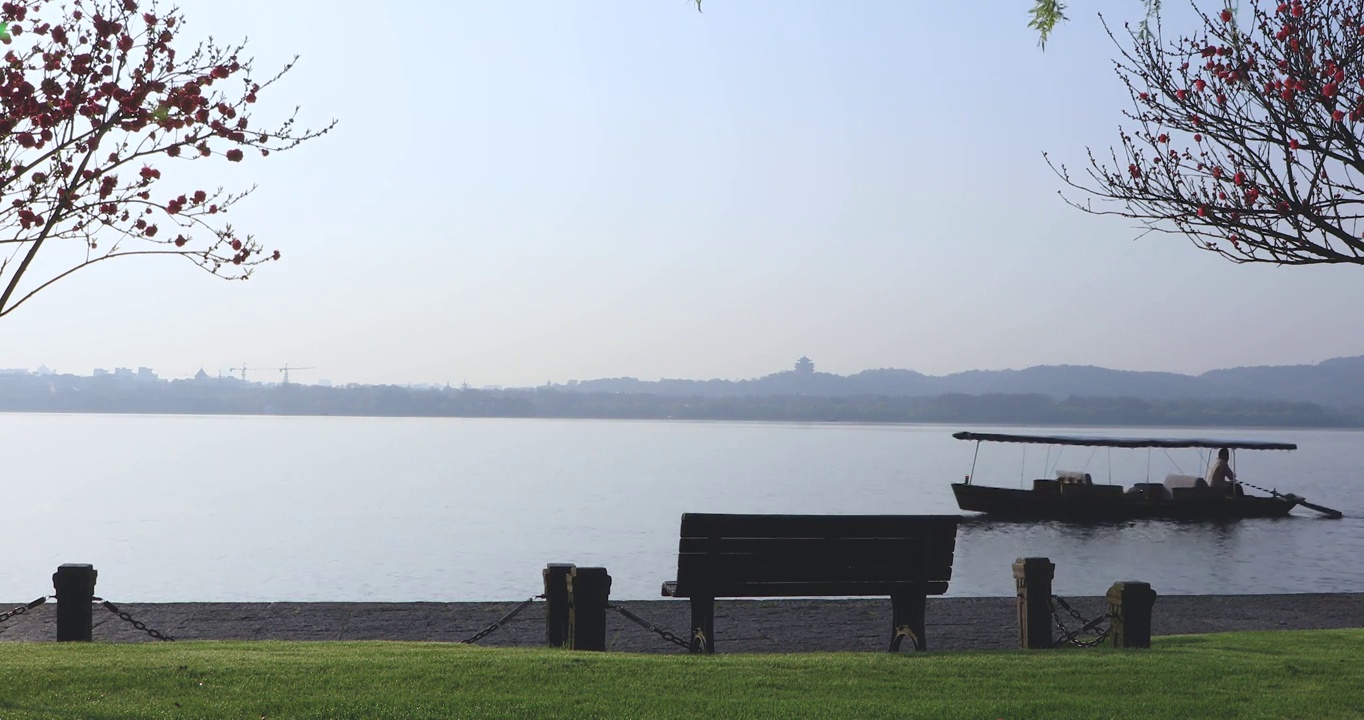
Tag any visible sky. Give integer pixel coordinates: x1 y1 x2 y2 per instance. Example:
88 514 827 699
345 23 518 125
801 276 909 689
2 0 1362 387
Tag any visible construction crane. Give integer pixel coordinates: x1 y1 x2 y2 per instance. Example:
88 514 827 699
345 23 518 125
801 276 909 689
229 364 269 382
279 364 316 384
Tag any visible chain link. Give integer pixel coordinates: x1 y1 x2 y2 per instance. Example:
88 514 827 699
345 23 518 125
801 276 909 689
0 597 48 625
461 595 543 644
892 624 922 652
1237 480 1288 498
606 603 692 650
95 599 175 641
1049 595 1112 648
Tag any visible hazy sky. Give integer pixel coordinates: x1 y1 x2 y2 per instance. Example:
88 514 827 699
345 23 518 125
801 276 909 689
3 0 1361 386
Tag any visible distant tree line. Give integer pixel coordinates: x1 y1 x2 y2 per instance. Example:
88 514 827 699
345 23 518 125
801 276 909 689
523 390 1354 427
0 373 1355 427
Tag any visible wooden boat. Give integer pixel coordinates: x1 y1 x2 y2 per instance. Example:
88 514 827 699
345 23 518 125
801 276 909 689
950 431 1342 521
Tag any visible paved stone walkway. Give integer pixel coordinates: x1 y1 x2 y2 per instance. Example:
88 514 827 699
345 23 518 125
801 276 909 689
0 594 1359 652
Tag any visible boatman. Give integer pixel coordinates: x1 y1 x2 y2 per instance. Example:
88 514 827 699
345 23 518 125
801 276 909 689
1207 448 1240 496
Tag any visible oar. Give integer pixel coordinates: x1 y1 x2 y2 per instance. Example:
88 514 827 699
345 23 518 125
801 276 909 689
1292 497 1345 519
1241 482 1344 519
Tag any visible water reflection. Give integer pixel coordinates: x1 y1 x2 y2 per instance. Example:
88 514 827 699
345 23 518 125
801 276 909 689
0 415 1359 601
952 514 1354 598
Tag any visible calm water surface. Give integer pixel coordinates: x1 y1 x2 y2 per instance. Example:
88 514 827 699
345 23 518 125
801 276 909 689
3 414 1361 601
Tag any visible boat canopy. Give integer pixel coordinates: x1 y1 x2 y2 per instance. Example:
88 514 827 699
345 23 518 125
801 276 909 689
952 431 1296 451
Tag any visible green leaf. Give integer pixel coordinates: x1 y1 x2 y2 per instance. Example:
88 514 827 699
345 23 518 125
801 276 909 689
1028 0 1068 50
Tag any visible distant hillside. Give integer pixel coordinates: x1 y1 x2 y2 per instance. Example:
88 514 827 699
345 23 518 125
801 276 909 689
565 356 1364 409
1199 356 1364 408
0 366 1354 427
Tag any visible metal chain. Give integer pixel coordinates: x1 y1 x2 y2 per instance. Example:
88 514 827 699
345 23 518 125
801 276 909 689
606 603 692 650
461 595 543 644
892 624 922 652
94 599 175 641
0 597 48 625
1238 480 1288 498
1049 595 1112 649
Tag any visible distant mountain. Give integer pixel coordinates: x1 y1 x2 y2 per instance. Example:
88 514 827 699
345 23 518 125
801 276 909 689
564 356 1364 409
1199 356 1364 408
927 365 1222 400
0 363 1353 427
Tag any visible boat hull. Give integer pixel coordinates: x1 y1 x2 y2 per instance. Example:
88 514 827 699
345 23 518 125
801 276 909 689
952 483 1296 521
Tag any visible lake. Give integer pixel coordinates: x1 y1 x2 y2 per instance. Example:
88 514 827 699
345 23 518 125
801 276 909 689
3 414 1361 602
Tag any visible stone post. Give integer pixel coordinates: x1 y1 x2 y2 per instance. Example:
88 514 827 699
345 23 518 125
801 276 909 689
52 563 97 642
1013 557 1055 649
1108 581 1157 649
567 566 611 651
543 563 575 648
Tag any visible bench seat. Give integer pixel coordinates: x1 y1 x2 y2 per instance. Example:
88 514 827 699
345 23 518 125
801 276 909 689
661 513 960 652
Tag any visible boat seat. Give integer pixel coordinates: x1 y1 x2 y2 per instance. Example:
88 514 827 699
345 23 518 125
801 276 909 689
1056 470 1093 485
1163 474 1202 491
1126 482 1172 501
1033 479 1061 494
1059 483 1123 498
1172 486 1231 500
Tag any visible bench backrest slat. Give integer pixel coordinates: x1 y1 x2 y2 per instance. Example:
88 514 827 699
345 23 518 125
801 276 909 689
680 513 959 538
673 513 960 598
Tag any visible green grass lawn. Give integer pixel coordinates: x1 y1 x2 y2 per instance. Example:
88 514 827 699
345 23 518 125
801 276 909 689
0 630 1357 719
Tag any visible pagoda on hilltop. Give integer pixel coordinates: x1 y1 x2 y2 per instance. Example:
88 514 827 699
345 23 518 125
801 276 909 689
794 356 815 376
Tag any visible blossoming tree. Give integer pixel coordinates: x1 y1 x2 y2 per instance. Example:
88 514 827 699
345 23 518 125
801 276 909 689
0 0 333 317
1050 0 1364 265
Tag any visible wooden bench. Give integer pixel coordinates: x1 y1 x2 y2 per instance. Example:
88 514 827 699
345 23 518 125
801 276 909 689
660 513 961 653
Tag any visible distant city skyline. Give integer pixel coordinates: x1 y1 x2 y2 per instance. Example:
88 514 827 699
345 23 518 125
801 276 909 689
3 352 1361 428
3 351 1362 390
2 1 1362 388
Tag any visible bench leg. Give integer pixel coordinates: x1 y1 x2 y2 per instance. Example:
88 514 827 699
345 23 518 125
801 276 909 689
690 597 715 654
890 591 927 652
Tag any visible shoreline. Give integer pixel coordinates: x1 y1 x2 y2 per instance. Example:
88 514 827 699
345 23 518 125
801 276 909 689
1 593 1359 652
2 410 1360 430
